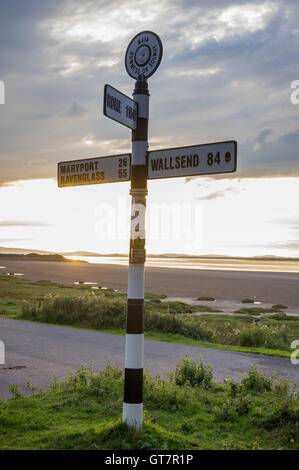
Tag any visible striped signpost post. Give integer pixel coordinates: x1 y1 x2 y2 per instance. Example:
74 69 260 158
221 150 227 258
57 30 237 431
123 31 163 431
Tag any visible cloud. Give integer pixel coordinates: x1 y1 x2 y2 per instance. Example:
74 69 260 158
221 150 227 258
0 0 299 184
268 214 299 226
197 187 240 200
238 129 299 177
267 214 299 236
267 240 299 250
27 158 47 165
63 101 87 118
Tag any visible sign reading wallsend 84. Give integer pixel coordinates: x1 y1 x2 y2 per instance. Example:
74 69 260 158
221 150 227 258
148 140 237 179
58 154 131 187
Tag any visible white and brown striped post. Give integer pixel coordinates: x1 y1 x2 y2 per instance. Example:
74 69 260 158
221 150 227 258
122 74 149 430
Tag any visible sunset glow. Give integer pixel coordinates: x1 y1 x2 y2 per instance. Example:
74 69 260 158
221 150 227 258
0 176 298 257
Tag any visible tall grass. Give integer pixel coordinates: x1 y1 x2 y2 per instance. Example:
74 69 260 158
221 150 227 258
21 293 213 342
21 293 294 351
239 326 289 350
22 293 126 329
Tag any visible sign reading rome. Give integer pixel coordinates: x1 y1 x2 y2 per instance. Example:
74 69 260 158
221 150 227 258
58 154 131 187
148 141 237 179
125 31 163 80
104 85 138 130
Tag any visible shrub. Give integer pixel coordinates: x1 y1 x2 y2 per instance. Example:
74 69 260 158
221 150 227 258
272 304 288 310
234 395 252 416
215 399 237 421
144 371 189 411
22 294 126 329
9 384 23 399
255 399 299 430
241 298 255 304
239 326 289 350
241 364 273 393
215 394 252 421
49 361 123 399
174 352 213 389
225 376 241 398
273 375 294 397
145 311 213 342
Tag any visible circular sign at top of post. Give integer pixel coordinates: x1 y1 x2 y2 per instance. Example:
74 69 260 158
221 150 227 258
125 31 163 80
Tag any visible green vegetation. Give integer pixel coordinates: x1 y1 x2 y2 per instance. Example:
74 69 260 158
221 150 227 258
0 357 298 450
197 296 215 301
197 314 296 352
0 276 103 316
236 305 288 315
235 307 282 315
272 304 288 310
174 352 213 389
239 327 289 350
241 298 255 304
1 276 299 357
268 313 299 321
144 292 167 300
21 294 214 342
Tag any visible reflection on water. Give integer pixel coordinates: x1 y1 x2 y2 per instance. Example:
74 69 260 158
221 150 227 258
65 256 299 273
5 272 24 276
73 281 109 290
73 281 97 285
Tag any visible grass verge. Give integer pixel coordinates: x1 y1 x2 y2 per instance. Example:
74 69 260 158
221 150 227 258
0 357 298 450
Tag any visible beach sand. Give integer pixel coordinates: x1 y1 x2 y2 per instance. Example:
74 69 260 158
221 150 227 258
1 259 299 307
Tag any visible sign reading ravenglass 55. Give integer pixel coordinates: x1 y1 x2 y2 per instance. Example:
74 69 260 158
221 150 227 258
148 141 237 179
57 154 131 187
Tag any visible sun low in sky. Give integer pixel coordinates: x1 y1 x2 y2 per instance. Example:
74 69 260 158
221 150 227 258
0 0 298 257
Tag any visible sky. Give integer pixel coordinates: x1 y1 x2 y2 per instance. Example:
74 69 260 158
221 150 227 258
0 0 298 256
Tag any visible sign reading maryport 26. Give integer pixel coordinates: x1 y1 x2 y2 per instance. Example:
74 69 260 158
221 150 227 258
148 141 237 179
57 154 131 187
103 85 138 130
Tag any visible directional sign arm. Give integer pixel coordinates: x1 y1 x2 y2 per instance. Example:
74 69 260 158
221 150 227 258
57 154 131 187
147 141 237 179
103 85 138 130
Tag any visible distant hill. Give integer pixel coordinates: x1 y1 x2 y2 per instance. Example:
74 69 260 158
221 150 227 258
61 251 104 257
0 247 298 262
146 253 299 261
0 246 53 255
0 253 84 262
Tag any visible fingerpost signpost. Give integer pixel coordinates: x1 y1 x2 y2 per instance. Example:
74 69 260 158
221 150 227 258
57 31 237 431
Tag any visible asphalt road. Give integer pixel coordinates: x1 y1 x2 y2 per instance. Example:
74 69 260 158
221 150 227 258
1 260 299 306
0 318 298 400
